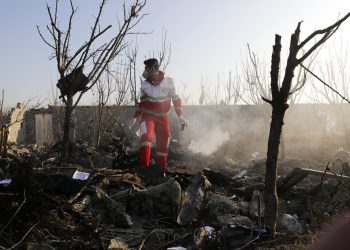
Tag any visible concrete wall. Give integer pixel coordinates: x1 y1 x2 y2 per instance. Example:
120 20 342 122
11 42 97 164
6 103 26 144
17 104 350 151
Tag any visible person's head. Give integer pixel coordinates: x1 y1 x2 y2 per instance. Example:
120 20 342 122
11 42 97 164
143 58 160 80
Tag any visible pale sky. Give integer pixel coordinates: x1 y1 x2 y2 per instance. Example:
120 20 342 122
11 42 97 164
1 0 350 107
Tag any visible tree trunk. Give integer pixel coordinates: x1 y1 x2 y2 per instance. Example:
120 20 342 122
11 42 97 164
264 31 298 238
264 103 288 237
95 105 103 147
62 94 73 160
280 130 285 160
263 14 350 239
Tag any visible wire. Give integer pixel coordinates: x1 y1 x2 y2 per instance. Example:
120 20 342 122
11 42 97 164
300 63 350 104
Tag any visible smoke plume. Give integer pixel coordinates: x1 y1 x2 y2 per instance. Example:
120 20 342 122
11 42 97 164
188 125 229 156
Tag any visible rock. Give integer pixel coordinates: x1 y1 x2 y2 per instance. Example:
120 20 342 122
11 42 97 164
108 237 129 250
278 214 303 234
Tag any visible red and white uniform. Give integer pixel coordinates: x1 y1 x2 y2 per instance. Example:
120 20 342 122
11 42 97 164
134 72 183 169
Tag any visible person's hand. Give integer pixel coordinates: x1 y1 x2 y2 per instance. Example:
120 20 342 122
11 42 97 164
178 116 189 129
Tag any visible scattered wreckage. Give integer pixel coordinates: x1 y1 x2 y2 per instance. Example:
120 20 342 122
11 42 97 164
1 141 350 249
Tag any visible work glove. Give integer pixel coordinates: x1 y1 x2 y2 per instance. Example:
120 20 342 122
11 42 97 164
178 116 189 130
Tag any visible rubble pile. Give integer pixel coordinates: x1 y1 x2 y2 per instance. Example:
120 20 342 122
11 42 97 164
1 142 350 249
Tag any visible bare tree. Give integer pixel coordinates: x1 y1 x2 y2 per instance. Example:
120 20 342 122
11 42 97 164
306 41 350 147
37 0 146 159
242 45 271 105
127 30 171 107
223 70 244 105
148 30 172 71
93 60 137 147
94 69 116 146
198 76 208 105
179 82 191 104
306 41 350 102
127 46 139 106
0 90 7 157
203 72 243 106
263 13 350 237
242 44 310 105
214 75 221 106
242 43 319 159
47 80 65 142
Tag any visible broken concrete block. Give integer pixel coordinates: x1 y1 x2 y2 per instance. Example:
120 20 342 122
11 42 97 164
6 103 26 144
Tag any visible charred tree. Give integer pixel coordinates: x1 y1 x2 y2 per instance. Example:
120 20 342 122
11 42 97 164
263 13 350 237
37 0 146 160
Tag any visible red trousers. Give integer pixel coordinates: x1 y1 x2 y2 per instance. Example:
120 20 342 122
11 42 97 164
139 114 170 169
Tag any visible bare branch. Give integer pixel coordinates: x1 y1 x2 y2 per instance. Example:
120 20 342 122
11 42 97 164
80 0 107 66
298 13 350 49
66 24 112 69
38 0 147 157
298 12 350 63
36 25 55 49
301 63 350 103
62 0 76 65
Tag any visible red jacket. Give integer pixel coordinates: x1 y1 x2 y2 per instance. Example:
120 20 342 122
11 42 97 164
134 72 183 118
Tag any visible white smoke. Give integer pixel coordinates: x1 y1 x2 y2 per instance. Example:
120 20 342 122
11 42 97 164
188 126 229 156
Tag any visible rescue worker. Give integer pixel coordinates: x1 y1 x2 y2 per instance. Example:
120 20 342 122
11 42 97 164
134 58 188 176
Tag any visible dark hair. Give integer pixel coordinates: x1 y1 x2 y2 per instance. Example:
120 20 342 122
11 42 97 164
144 58 159 68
